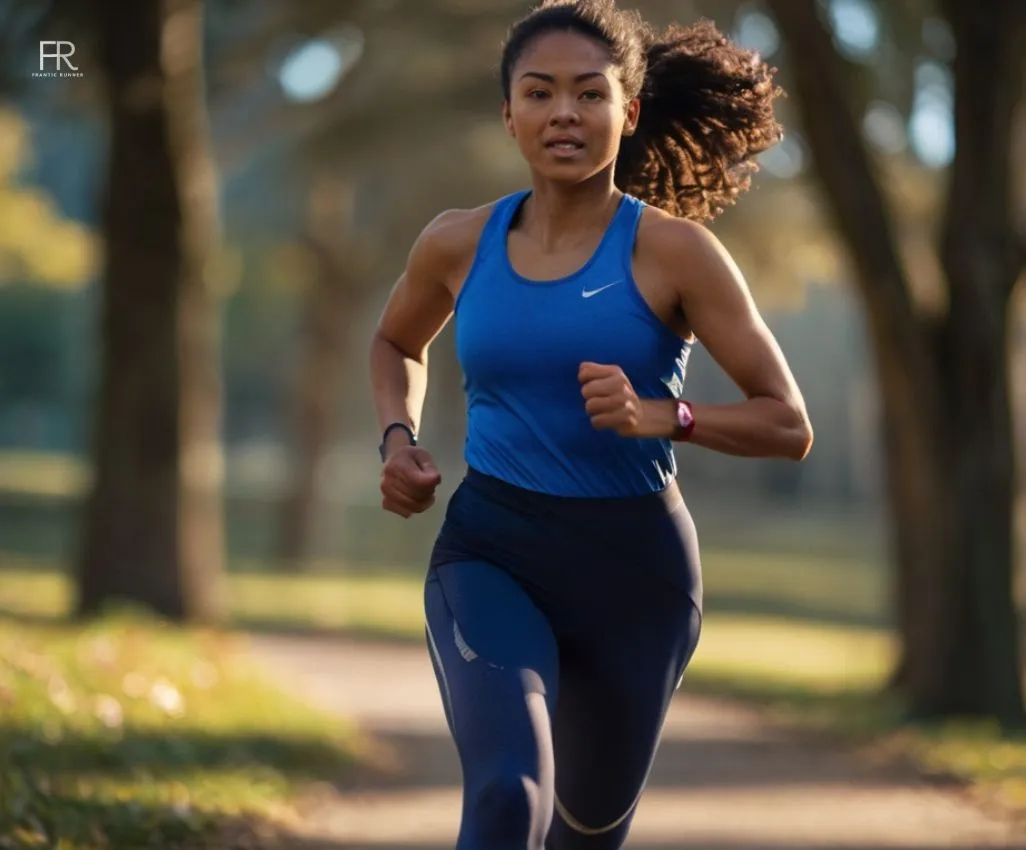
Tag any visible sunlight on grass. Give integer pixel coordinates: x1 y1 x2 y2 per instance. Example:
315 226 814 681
0 561 68 617
0 453 87 499
701 547 888 626
0 538 889 635
874 721 1026 814
0 566 426 638
692 613 894 692
0 612 366 847
231 572 424 637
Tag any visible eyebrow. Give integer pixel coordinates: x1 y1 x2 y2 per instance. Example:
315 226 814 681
517 71 606 84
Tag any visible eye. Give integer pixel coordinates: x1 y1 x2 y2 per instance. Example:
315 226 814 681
526 89 550 100
580 90 604 101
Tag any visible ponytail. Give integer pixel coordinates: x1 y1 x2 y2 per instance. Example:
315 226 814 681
616 20 784 221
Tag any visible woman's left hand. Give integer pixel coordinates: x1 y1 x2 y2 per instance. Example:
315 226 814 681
578 362 642 437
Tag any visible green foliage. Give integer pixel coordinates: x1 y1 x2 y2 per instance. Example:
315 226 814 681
0 109 95 290
0 611 364 848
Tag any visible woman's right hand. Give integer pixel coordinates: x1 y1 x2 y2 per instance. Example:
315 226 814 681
380 446 443 518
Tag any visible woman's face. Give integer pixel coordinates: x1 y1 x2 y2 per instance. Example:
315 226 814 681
504 30 639 185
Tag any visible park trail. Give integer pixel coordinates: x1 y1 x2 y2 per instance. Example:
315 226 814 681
247 632 1025 850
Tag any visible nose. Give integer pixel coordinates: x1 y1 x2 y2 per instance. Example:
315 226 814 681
548 93 580 126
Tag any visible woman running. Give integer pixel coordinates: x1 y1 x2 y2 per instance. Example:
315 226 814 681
370 1 813 847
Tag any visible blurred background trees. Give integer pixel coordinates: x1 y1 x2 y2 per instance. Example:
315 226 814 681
0 0 1023 725
768 0 1025 724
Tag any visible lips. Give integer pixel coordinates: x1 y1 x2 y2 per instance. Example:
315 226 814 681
544 135 585 151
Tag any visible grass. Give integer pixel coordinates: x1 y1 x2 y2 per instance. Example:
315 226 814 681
0 541 887 635
0 562 426 640
0 610 368 849
0 560 895 693
0 452 88 500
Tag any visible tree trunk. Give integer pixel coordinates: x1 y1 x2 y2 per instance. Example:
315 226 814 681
872 327 961 713
76 0 224 622
767 0 1024 723
935 0 1025 723
935 308 1021 719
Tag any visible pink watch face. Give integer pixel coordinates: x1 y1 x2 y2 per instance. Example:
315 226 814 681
677 401 694 428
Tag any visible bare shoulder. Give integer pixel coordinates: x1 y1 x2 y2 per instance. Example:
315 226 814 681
635 206 739 292
377 202 499 358
409 202 496 292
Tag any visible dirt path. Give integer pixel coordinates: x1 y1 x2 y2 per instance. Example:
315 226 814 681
247 633 1024 849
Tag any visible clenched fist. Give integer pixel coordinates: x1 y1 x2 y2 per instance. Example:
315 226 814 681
578 361 642 437
380 445 442 518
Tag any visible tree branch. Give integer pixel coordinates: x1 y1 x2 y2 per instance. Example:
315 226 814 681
937 0 1026 302
765 0 920 344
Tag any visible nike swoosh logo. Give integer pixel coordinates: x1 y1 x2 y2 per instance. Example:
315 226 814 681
581 280 622 298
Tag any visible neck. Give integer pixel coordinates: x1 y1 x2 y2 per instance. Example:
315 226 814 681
521 169 622 252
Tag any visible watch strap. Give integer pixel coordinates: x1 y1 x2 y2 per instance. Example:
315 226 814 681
379 422 416 461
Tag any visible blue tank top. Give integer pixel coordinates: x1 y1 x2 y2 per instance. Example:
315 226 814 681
454 190 693 498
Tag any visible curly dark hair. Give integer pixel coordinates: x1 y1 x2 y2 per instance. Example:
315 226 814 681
499 0 784 221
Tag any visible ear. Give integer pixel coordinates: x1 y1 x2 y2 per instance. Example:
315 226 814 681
502 100 515 138
622 97 640 137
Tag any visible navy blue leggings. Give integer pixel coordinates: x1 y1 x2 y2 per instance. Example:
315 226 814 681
425 468 703 850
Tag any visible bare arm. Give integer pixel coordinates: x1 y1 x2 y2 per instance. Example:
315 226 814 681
370 207 483 458
638 217 813 460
